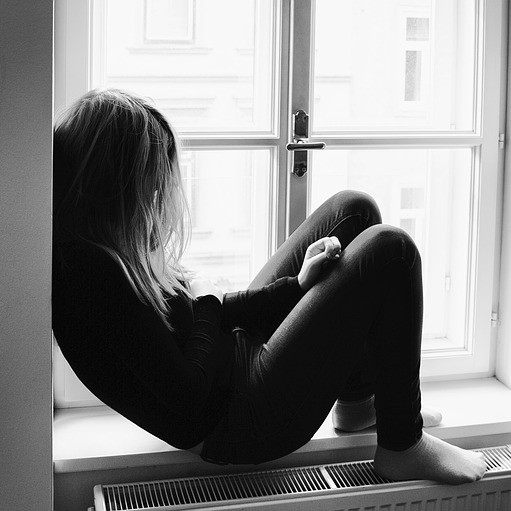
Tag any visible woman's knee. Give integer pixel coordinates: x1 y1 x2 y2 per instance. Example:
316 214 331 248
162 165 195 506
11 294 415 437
365 224 421 268
326 190 382 227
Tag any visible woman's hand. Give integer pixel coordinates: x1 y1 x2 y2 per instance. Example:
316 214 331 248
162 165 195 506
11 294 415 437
297 236 342 291
190 279 224 303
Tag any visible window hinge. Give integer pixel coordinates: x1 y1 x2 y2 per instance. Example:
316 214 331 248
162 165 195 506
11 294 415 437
491 312 500 328
498 133 506 149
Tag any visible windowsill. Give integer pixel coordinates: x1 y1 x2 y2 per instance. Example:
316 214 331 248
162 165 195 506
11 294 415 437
53 377 511 475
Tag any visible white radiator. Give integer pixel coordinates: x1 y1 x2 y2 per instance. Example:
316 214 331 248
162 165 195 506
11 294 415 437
93 445 511 511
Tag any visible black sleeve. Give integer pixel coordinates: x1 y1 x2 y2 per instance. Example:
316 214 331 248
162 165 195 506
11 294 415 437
222 275 305 334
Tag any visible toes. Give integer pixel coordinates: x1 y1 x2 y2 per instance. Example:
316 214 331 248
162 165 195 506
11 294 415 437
477 454 487 479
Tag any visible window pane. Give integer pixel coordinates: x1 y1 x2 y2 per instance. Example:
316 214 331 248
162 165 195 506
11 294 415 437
145 0 193 42
313 0 477 131
406 17 429 41
310 148 473 350
93 0 278 133
405 50 422 101
181 149 273 291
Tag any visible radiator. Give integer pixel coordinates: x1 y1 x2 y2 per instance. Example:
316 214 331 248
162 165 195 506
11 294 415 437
93 445 511 511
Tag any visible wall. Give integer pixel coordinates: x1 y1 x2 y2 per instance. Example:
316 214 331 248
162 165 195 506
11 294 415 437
0 1 54 509
496 3 511 388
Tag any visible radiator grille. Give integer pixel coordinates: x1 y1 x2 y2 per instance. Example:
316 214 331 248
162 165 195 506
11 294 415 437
101 466 332 510
325 460 391 487
481 445 511 471
95 445 511 511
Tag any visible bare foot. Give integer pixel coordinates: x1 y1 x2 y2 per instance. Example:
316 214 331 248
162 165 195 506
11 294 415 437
373 432 486 485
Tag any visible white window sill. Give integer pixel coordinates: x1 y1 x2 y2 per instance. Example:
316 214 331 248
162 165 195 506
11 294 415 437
53 377 511 474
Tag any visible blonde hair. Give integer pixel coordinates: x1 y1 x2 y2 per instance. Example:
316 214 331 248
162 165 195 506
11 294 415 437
53 89 191 328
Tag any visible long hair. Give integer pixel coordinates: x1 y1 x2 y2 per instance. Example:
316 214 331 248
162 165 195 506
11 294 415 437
53 89 191 329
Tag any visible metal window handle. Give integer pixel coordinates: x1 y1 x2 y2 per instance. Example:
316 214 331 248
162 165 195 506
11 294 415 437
287 110 326 177
286 142 326 151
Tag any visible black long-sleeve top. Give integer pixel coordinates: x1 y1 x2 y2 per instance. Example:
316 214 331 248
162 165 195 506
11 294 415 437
52 241 304 449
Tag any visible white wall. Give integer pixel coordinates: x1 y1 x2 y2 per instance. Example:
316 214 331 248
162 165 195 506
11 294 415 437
496 4 511 388
0 1 53 509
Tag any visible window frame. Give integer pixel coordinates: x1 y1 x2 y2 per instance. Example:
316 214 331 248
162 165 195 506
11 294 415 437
53 0 507 408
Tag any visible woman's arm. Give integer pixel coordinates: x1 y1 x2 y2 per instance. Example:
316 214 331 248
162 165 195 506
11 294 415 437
221 236 341 334
222 275 305 334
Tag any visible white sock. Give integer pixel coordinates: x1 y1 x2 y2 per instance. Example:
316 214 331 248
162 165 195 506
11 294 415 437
374 431 486 485
332 396 376 431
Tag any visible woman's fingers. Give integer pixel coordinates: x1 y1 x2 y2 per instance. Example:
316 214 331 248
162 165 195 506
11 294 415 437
306 236 342 259
298 236 342 291
329 236 342 259
305 238 326 257
323 237 334 258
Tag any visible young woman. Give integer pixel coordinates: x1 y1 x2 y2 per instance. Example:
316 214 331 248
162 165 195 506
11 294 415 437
52 89 486 484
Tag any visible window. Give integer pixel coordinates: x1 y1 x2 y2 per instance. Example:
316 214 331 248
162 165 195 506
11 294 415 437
54 0 506 406
181 149 272 291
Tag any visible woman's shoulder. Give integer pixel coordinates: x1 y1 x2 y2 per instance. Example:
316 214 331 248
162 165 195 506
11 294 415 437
52 239 137 313
52 240 148 336
54 238 111 259
54 239 121 278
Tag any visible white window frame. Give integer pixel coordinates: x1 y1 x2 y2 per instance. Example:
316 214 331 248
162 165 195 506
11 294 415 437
53 0 507 408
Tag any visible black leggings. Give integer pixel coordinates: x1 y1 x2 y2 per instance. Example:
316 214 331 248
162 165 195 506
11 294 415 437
202 190 424 464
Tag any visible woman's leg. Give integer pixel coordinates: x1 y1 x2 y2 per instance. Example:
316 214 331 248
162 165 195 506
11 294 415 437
249 190 382 401
249 189 382 289
238 221 485 483
250 224 424 455
249 190 439 428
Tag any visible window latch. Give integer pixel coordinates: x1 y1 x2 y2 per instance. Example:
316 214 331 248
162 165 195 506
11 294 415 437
286 110 326 177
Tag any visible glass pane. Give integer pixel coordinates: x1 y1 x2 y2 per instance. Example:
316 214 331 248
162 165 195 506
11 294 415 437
406 17 429 41
145 0 193 42
310 148 473 350
181 149 273 291
92 0 278 133
313 0 477 132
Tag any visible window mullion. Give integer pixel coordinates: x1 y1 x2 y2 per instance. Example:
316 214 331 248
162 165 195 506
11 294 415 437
308 135 484 148
182 137 280 148
287 0 314 237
